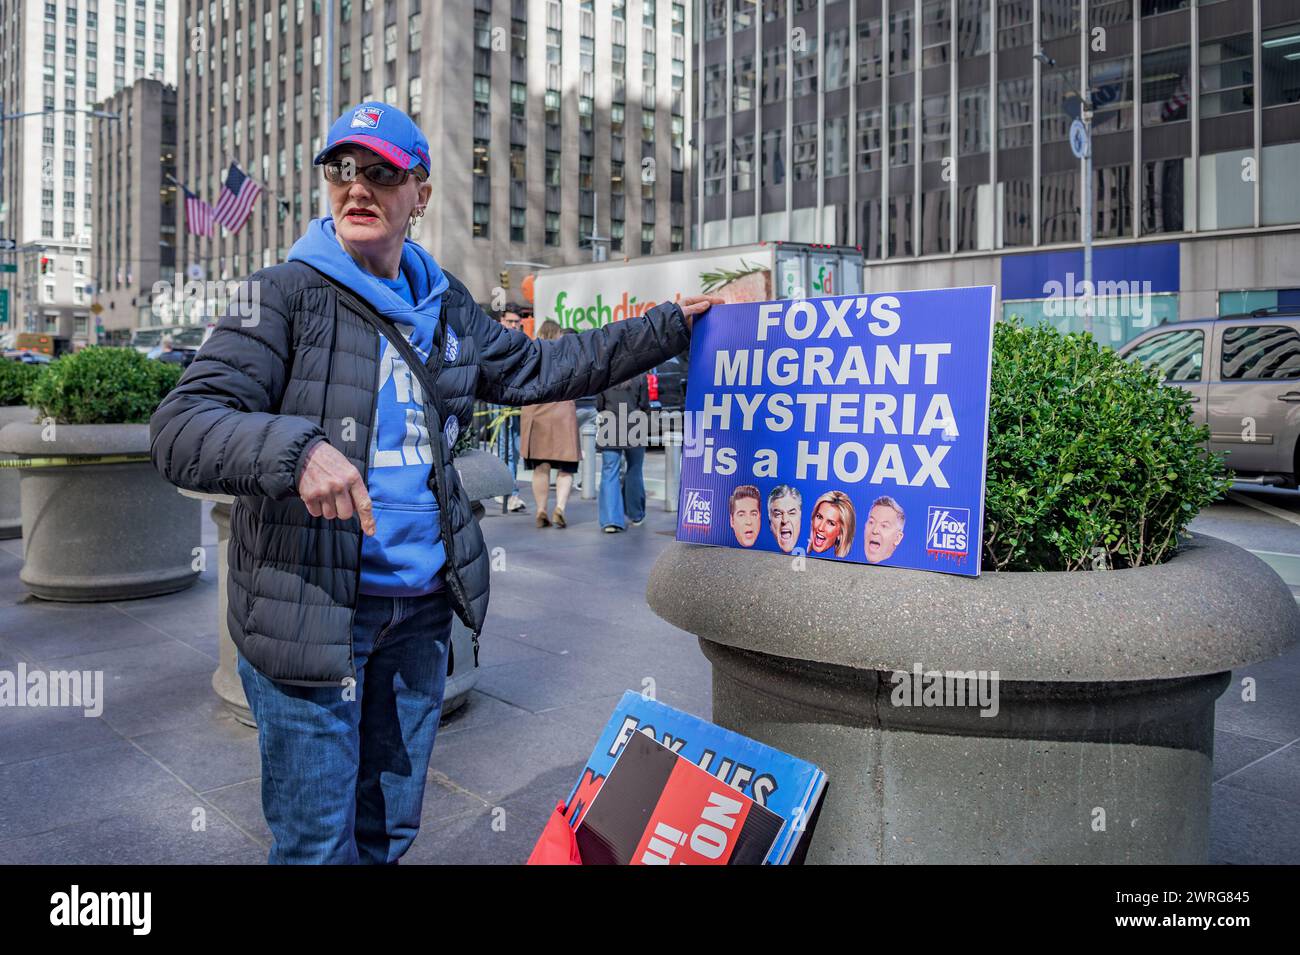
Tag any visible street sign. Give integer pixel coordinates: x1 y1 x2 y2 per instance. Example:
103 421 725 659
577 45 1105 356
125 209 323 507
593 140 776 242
0 289 8 326
0 238 16 251
1069 118 1090 159
90 302 103 314
0 263 15 273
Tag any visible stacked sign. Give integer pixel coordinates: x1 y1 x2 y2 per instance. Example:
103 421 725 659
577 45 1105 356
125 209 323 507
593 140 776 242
561 691 826 865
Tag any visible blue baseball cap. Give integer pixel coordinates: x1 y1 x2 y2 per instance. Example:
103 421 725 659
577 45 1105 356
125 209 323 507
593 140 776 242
313 102 432 178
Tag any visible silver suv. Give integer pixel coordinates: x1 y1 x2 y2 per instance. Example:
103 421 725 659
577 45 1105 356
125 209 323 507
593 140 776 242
1118 308 1300 487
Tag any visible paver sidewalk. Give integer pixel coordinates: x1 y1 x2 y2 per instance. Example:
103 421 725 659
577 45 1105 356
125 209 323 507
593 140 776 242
0 494 1295 863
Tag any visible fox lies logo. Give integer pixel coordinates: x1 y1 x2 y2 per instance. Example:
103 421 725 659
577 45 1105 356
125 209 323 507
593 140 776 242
351 106 384 128
682 488 713 529
926 506 970 562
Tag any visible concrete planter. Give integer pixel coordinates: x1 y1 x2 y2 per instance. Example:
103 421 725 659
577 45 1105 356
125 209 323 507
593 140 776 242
0 421 201 601
0 405 37 540
198 447 515 726
647 533 1299 864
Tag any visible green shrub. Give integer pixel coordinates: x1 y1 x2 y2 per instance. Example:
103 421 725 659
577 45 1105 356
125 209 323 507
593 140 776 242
0 360 40 406
25 347 183 425
984 321 1230 571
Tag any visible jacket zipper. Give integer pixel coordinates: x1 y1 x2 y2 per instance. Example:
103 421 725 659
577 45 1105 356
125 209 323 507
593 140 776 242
346 290 482 665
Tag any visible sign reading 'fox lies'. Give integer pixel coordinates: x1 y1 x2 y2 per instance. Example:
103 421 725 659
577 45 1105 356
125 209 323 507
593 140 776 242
675 287 997 577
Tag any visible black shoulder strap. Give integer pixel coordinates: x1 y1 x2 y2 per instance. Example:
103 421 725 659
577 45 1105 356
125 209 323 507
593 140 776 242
305 265 448 413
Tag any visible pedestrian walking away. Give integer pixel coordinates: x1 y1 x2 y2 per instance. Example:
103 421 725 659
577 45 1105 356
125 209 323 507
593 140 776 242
596 372 650 533
148 100 722 865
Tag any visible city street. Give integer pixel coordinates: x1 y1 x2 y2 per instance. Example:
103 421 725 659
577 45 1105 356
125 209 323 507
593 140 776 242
0 461 1296 864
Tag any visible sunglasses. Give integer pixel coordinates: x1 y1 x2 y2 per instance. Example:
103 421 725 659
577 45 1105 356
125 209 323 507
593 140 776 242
322 159 417 187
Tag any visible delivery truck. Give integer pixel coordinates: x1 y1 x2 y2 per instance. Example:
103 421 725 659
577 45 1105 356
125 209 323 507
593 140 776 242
529 241 864 332
527 242 864 415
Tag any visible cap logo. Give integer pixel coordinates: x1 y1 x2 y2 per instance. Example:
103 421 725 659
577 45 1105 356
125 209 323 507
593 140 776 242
351 107 384 129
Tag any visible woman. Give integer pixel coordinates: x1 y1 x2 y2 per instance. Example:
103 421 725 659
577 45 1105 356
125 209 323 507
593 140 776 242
148 101 719 864
519 319 580 529
808 490 857 558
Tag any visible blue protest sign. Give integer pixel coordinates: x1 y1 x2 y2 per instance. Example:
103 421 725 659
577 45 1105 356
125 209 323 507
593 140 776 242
676 287 996 576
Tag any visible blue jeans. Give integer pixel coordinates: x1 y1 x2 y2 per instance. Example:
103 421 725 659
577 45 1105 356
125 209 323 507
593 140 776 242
237 591 453 864
599 447 646 529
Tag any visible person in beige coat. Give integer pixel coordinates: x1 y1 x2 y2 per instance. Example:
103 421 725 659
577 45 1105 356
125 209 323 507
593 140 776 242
520 319 581 528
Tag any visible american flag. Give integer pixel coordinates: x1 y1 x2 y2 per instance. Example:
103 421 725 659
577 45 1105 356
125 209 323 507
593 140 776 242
213 162 263 233
180 182 214 237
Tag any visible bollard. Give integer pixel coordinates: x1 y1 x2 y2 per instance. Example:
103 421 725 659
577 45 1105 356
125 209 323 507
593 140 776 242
663 432 681 512
580 420 598 501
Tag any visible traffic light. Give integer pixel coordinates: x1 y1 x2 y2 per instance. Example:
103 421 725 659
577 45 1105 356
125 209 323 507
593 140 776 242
40 256 51 275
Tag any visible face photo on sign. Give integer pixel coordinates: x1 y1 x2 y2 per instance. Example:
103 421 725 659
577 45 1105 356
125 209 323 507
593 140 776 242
729 485 762 548
808 491 856 558
864 496 905 564
767 484 802 554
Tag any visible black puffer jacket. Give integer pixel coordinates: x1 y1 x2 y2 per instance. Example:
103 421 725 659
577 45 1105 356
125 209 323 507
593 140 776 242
150 261 689 686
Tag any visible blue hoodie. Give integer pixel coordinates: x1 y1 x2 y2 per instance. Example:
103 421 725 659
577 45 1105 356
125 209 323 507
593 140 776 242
288 217 451 596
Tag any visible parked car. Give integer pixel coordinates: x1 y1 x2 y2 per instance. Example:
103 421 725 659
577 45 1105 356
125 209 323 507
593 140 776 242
2 349 52 364
1118 306 1300 487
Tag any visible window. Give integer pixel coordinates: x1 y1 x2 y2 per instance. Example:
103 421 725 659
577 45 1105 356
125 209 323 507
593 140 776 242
997 0 1032 51
890 102 913 167
958 87 989 155
957 0 991 57
1262 24 1300 107
762 44 786 103
704 63 725 118
921 0 950 69
705 0 725 40
998 75 1033 148
1142 46 1190 126
733 55 754 111
858 19 883 82
545 211 559 245
704 142 726 196
825 28 850 91
762 127 784 187
1090 57 1134 133
473 203 490 238
1200 34 1254 118
1221 327 1300 381
889 6 913 75
732 134 754 191
510 207 525 243
1040 68 1080 144
792 34 817 97
793 122 817 181
857 107 882 171
921 94 949 163
824 115 849 177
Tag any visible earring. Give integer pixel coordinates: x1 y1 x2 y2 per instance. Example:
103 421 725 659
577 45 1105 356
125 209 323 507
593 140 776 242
412 207 425 219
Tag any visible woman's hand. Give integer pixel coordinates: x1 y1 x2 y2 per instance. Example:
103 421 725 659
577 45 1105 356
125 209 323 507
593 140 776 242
678 295 726 329
298 441 377 536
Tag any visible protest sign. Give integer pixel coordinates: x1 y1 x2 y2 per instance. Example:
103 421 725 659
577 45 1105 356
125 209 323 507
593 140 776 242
561 691 826 865
574 731 785 866
676 286 996 576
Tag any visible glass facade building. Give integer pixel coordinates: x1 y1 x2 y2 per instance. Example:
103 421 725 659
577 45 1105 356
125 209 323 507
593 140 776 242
693 0 1300 343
